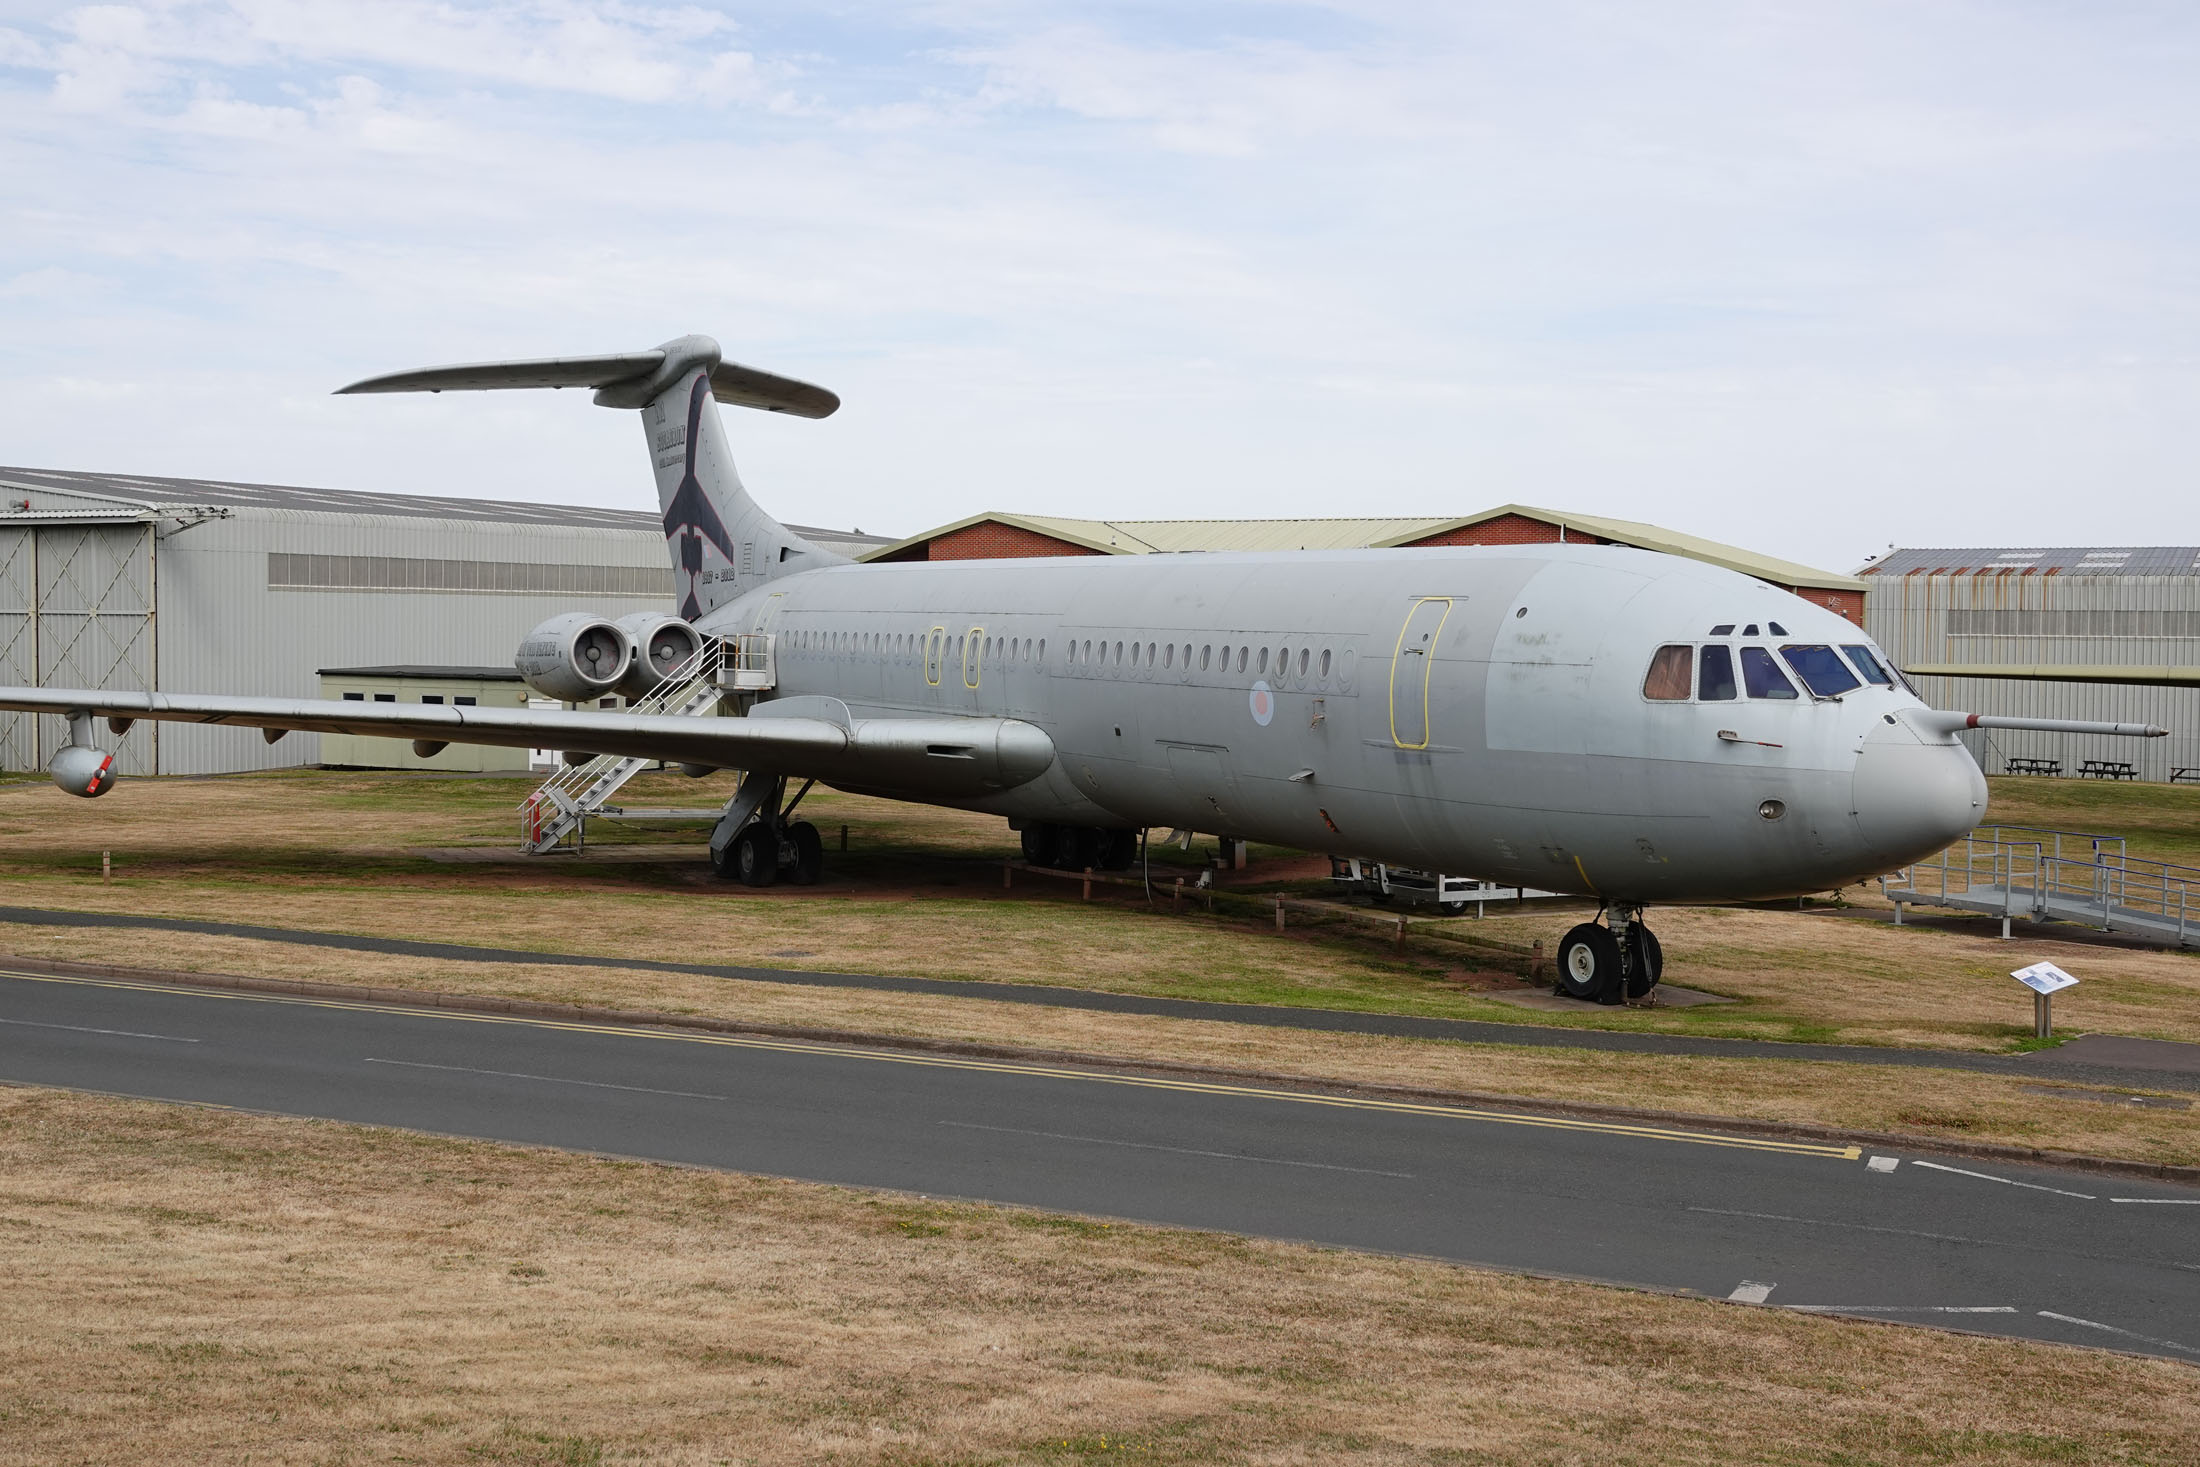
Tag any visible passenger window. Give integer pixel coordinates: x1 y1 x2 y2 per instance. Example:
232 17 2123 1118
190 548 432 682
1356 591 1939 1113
1780 645 1861 697
1113 640 1123 663
1698 645 1736 700
1129 642 1140 667
1710 624 1735 636
1163 643 1174 669
1841 644 1893 686
1235 647 1248 673
1147 641 1157 666
1740 647 1798 699
1642 645 1693 701
1297 647 1310 677
1256 647 1269 674
1200 645 1212 670
1319 648 1332 679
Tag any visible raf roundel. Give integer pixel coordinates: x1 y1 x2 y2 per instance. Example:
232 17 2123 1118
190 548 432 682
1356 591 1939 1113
1248 680 1275 727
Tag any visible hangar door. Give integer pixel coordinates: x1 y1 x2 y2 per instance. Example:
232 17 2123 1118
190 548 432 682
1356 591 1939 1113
0 524 157 775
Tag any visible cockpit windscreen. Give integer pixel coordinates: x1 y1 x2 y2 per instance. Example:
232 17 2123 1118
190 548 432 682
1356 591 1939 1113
1780 645 1862 698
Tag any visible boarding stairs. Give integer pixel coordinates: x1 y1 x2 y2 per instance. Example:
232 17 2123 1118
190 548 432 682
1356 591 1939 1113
1882 825 2200 949
519 634 774 853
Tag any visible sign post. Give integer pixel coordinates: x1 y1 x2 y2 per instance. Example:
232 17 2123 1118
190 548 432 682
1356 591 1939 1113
2012 961 2078 1039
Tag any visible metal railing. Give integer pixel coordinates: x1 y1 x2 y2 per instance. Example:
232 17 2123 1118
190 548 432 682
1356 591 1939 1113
518 637 729 851
1885 825 2198 946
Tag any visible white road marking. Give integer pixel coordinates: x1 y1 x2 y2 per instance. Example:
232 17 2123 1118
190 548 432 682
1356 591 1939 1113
1727 1281 1776 1304
362 1057 730 1102
938 1120 1416 1178
1867 1155 1899 1172
1787 1305 2016 1314
2037 1311 2200 1358
2108 1197 2200 1204
1911 1159 2095 1199
0 1016 199 1042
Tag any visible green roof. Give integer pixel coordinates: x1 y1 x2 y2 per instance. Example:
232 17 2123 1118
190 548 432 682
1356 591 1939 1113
859 502 1863 592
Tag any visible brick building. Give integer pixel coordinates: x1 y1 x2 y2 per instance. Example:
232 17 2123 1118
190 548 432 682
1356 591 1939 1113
863 503 1865 623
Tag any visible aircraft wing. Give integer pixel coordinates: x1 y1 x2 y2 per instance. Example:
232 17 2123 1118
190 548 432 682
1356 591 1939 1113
0 686 1055 795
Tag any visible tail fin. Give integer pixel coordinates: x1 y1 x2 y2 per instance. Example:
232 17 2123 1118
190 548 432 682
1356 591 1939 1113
338 334 849 621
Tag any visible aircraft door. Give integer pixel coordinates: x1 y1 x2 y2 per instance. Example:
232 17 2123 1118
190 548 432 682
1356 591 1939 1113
1389 597 1453 749
924 626 946 686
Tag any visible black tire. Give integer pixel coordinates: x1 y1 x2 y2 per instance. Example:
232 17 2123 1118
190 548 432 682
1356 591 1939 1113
1020 824 1052 865
734 823 779 888
1625 925 1663 999
787 821 824 886
1556 922 1623 1004
1099 829 1138 871
1053 825 1099 872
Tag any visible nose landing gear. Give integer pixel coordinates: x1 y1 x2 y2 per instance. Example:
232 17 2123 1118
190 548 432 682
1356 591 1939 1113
1555 904 1662 1005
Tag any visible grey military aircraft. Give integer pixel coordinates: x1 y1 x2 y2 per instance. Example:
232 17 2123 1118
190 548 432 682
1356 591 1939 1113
1 335 2168 1003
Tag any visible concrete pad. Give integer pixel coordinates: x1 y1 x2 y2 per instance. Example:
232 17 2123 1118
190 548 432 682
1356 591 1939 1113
1482 984 1735 1013
2044 1034 2200 1075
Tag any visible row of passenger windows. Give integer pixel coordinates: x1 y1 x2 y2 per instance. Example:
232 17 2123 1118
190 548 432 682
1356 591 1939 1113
1642 642 1896 703
782 626 1346 685
1067 637 1333 681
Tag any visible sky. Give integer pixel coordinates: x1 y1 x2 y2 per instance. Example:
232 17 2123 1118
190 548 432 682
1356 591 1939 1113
0 1 2195 572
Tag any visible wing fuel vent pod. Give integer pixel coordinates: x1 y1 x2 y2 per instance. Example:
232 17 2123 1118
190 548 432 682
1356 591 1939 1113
50 743 115 799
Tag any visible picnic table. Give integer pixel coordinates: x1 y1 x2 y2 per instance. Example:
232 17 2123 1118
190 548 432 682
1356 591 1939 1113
2077 759 2137 781
2173 767 2200 785
2004 757 2062 776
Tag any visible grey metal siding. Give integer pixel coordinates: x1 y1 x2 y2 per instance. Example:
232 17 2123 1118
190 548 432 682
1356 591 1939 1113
1865 568 2200 783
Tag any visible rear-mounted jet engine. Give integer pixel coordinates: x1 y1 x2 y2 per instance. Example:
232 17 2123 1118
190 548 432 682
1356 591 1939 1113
613 613 703 699
514 612 632 702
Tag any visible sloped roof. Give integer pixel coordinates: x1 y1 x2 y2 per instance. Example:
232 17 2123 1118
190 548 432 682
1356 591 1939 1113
1365 504 1865 592
859 502 1863 591
0 464 892 555
1863 546 2200 578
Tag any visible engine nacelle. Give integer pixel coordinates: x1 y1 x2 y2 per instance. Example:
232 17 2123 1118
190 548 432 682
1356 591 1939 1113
50 744 116 799
515 612 632 702
614 613 704 699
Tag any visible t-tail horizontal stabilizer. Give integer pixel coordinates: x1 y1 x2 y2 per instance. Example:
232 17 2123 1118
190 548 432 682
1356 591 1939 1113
335 334 840 419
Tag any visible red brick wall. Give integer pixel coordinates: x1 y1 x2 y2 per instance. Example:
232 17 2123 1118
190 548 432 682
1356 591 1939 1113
876 522 1107 562
1402 514 1603 548
1779 586 1864 626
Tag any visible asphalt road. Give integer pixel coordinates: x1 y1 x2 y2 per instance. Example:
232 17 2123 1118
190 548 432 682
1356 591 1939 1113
4 969 2196 1361
7 905 2195 1092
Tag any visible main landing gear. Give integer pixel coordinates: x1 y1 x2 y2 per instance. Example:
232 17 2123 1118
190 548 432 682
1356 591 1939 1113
1017 822 1138 872
1555 904 1662 1006
710 775 825 889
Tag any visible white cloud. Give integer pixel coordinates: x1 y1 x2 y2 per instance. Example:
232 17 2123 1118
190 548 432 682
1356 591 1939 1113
0 0 2194 569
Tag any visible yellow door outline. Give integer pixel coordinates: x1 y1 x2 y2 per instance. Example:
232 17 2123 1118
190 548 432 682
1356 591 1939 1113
962 626 985 689
1388 597 1453 750
924 626 946 686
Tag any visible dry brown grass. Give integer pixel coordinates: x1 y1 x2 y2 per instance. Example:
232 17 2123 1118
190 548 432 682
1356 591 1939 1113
2 1086 2193 1466
7 923 2196 1168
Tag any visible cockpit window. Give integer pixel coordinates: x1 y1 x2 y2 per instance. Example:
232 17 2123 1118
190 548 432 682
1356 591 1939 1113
1643 645 1693 700
1740 647 1798 699
1842 644 1894 686
1698 645 1737 700
1742 624 1759 636
1709 624 1735 636
1780 644 1861 697
1768 621 1788 636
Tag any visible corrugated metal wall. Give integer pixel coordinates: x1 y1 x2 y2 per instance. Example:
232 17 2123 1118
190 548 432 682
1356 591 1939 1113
1866 570 2200 783
0 506 676 776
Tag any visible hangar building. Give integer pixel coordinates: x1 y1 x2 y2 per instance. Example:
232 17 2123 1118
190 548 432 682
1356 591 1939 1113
863 503 1868 624
0 466 884 776
1863 546 2200 784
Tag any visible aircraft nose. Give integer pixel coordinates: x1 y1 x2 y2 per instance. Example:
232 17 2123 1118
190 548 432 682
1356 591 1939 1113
1850 721 1988 865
